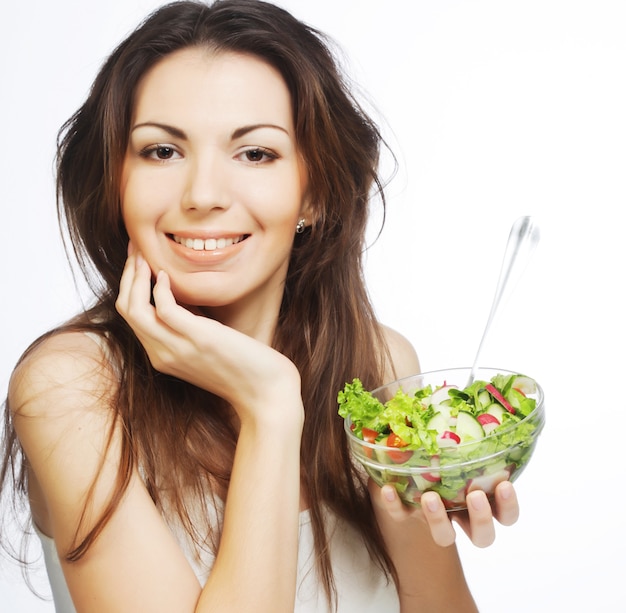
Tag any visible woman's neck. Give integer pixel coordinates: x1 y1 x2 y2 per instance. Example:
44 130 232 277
193 292 283 346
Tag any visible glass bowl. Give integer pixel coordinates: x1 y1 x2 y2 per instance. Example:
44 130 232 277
343 367 545 511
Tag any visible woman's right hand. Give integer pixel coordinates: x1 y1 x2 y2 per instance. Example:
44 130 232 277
115 248 304 612
115 248 303 426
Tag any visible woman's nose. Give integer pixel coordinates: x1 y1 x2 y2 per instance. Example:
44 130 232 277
181 152 230 213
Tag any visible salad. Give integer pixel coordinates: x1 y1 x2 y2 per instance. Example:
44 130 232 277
337 372 543 508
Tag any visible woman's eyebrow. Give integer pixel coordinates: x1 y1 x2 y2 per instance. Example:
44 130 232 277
130 122 289 141
231 123 289 140
131 122 187 139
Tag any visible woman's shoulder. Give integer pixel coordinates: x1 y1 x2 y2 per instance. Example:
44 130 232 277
379 324 421 382
8 329 117 421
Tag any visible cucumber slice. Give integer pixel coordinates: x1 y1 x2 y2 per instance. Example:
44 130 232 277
426 412 449 434
482 458 509 474
373 435 389 464
455 411 485 442
485 402 506 423
432 402 452 421
413 473 436 490
477 390 492 410
506 387 532 411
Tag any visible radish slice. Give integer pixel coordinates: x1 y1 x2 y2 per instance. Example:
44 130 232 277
512 375 537 395
429 385 458 405
439 430 461 445
477 413 501 434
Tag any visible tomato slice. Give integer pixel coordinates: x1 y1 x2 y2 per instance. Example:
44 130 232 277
386 432 413 463
362 427 378 443
360 427 378 458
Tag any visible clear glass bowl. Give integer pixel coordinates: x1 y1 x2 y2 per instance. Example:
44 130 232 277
344 367 545 511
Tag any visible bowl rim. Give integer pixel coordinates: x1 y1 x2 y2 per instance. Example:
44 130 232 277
344 366 545 456
350 437 538 473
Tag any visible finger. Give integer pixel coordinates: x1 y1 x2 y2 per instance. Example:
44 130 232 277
117 252 159 342
493 481 519 526
152 271 191 332
371 484 412 522
368 481 418 522
124 252 154 322
464 490 496 548
151 271 219 349
116 251 139 315
420 492 457 547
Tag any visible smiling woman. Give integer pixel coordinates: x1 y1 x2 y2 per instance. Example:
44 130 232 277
1 1 520 612
121 48 309 318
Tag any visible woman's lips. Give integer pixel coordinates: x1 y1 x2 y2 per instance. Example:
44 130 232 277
169 233 248 251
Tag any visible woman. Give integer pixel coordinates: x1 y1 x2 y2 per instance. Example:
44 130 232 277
1 1 519 611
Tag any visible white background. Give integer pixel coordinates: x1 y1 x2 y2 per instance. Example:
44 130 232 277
1 1 625 611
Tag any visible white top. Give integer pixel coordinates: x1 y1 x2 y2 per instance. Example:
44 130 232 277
34 509 400 612
33 332 399 611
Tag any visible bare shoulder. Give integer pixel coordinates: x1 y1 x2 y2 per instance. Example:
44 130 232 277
9 331 120 532
7 331 202 609
379 324 421 382
9 330 124 545
9 330 117 420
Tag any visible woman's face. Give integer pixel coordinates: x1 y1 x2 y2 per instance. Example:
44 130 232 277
121 48 309 328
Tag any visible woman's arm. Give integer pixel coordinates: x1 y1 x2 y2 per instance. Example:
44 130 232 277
114 253 305 611
11 333 204 612
372 326 519 612
11 259 304 613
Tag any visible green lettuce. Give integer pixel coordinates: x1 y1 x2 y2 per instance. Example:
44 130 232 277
338 373 541 462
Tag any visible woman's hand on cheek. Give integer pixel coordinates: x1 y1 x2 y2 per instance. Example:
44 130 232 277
368 479 519 549
115 249 303 424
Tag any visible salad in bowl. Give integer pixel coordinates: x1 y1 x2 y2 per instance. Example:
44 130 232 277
338 367 545 511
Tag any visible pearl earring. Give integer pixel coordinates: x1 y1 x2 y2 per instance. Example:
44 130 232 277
296 218 306 234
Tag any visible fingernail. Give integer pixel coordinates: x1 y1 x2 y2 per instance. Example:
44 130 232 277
135 252 144 270
424 494 440 513
500 481 513 500
470 492 487 511
383 486 396 502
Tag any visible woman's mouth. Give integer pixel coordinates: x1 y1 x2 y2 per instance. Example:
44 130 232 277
169 234 248 251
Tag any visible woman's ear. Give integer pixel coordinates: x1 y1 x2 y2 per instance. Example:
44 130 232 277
298 193 318 229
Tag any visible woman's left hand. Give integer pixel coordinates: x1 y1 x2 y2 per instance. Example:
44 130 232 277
368 480 517 609
369 479 519 548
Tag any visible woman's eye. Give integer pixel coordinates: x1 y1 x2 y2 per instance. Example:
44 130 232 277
155 146 175 159
140 145 179 160
153 145 177 160
240 148 278 163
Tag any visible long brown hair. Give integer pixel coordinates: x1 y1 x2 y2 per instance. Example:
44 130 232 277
1 0 395 606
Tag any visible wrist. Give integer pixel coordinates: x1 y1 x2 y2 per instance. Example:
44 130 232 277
230 362 305 430
237 397 305 435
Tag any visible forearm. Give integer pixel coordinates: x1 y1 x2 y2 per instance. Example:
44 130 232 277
197 410 303 613
387 520 478 613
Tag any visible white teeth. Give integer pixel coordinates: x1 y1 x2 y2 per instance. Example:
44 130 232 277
173 234 243 251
